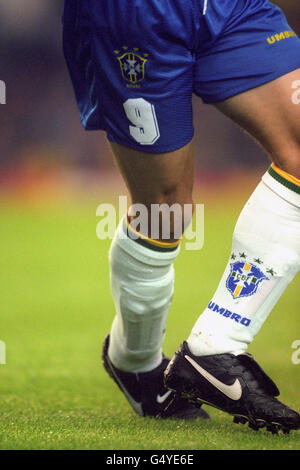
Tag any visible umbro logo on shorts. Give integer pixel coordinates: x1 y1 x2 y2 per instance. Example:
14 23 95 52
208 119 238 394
267 30 297 45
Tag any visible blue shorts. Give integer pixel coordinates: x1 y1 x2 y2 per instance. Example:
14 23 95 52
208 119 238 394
63 0 300 153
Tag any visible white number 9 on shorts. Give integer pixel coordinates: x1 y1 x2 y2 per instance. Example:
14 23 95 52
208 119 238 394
123 98 160 145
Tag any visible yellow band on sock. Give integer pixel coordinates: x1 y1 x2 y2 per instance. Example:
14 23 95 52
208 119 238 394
126 213 182 249
271 164 300 187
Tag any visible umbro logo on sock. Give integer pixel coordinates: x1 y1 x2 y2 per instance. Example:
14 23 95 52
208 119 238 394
184 355 243 401
207 302 251 327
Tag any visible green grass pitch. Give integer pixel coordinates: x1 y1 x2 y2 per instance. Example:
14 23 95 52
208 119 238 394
0 189 299 450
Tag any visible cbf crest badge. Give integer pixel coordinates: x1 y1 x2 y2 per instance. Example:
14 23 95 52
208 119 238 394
115 48 148 85
226 258 269 300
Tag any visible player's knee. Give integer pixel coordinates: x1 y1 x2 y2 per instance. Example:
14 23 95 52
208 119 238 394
156 184 194 214
145 193 193 241
130 183 194 241
133 178 193 207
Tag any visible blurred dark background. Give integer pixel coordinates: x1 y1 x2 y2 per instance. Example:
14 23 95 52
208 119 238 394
0 0 299 180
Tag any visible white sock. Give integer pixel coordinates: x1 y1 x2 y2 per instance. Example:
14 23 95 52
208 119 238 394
188 165 300 356
108 216 181 372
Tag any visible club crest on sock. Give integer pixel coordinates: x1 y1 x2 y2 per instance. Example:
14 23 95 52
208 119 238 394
226 254 270 300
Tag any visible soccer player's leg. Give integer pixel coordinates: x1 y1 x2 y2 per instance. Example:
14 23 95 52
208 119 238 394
166 70 300 433
165 1 300 432
104 141 211 419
